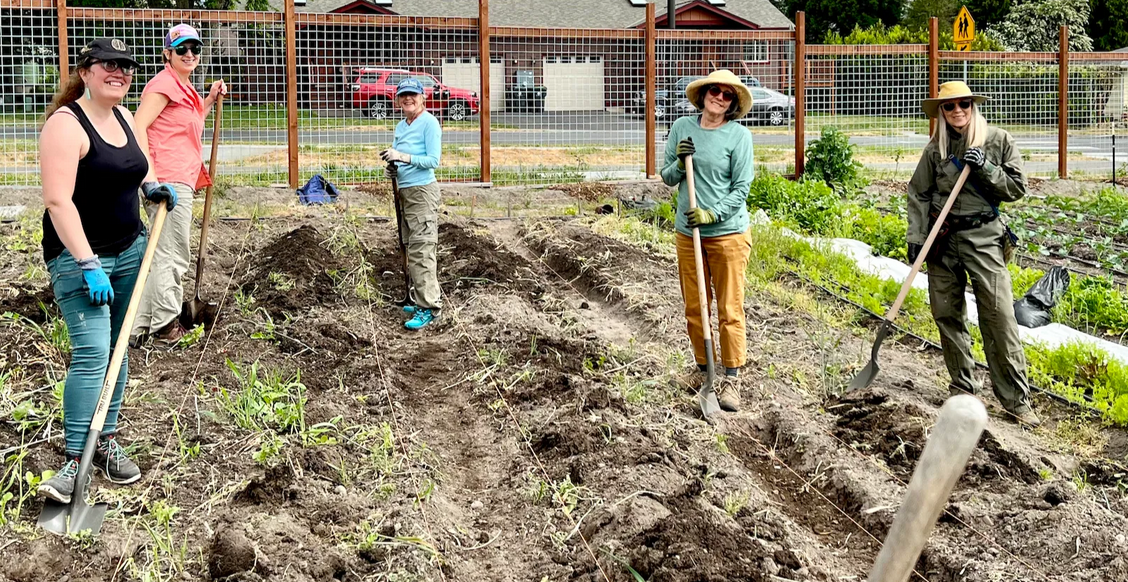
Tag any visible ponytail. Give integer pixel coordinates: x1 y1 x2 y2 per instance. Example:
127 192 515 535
42 70 87 126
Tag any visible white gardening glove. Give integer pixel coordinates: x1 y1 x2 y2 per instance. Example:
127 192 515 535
380 148 411 164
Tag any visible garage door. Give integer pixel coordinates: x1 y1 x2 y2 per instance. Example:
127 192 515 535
441 57 505 112
543 56 605 112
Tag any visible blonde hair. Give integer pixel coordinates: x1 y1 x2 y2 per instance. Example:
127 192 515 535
933 102 988 158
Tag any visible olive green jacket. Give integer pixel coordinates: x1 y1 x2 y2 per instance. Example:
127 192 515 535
906 126 1027 245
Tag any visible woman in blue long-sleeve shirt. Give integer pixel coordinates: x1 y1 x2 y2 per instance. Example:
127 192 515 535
381 78 443 330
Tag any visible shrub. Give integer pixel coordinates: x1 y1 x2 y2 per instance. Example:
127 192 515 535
747 174 841 234
840 205 908 260
804 127 864 193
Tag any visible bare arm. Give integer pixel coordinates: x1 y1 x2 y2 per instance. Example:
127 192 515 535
133 92 169 183
40 112 94 260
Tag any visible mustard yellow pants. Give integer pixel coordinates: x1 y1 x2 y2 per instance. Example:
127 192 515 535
675 229 752 369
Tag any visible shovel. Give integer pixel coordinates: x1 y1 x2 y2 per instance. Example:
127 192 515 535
180 94 224 329
685 156 721 419
388 163 413 307
39 202 170 536
866 394 987 582
847 165 971 392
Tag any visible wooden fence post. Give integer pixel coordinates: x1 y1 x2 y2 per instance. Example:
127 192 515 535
57 0 68 84
929 17 938 137
479 0 491 184
794 11 805 178
284 0 299 189
1059 25 1068 179
645 3 656 178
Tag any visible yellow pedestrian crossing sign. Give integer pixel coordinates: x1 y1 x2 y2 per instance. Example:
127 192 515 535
954 6 974 51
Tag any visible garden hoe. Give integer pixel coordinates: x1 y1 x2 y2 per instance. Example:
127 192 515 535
38 201 171 536
388 162 413 306
685 155 721 419
847 165 971 393
866 394 987 582
181 94 224 329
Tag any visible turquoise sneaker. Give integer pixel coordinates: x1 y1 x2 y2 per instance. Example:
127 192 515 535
402 305 418 315
405 308 435 330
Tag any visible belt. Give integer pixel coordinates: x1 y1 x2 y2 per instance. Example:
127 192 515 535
930 210 997 233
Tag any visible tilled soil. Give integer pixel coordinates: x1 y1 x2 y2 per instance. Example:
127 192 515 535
1 183 1127 581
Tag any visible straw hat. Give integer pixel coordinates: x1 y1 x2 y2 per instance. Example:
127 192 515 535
685 70 753 120
922 81 989 118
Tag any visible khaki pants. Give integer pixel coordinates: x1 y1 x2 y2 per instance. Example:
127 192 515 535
133 182 194 336
927 219 1032 414
399 182 442 310
675 230 752 369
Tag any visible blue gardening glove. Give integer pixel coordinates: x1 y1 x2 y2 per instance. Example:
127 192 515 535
141 182 177 211
675 137 695 171
963 147 987 171
77 256 113 306
907 243 923 265
684 207 717 228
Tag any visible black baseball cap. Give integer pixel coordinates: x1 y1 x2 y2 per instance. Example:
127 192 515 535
78 38 141 69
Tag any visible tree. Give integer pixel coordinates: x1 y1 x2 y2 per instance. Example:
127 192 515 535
1088 0 1128 50
824 21 1005 49
989 0 1093 51
902 0 962 29
962 0 1013 27
775 0 907 43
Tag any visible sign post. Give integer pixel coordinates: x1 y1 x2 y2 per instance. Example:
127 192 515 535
954 6 975 81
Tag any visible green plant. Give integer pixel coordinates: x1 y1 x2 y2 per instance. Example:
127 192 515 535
747 174 841 234
723 491 749 516
217 360 307 432
804 126 864 193
176 324 205 349
253 432 286 466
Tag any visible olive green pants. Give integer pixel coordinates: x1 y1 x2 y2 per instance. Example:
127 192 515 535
399 182 442 310
926 219 1031 414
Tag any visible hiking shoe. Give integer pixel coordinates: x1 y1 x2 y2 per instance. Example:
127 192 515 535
153 320 187 347
402 305 418 315
38 457 83 504
93 435 141 484
405 308 435 330
1013 410 1042 428
716 375 741 412
672 368 706 393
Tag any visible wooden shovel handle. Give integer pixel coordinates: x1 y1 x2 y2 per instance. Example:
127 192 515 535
883 164 971 323
90 203 169 432
193 94 223 297
685 155 713 345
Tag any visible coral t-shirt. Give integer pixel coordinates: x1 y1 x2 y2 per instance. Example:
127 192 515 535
142 66 211 190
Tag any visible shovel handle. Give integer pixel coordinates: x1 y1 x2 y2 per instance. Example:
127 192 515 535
867 395 987 582
685 156 713 347
883 164 971 323
193 95 223 297
90 202 169 432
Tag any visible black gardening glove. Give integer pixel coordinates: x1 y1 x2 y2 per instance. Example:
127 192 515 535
386 163 398 179
676 137 695 171
963 147 987 171
907 243 923 265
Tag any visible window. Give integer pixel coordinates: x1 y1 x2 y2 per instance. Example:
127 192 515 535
414 76 436 88
751 89 769 101
386 73 405 85
357 73 380 84
516 70 534 88
744 41 768 63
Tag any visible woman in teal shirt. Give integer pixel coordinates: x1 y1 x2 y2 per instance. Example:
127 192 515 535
661 70 754 412
381 78 443 330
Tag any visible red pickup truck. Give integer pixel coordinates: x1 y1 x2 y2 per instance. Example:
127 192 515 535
350 68 480 121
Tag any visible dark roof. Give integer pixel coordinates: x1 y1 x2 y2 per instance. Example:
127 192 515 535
270 0 792 29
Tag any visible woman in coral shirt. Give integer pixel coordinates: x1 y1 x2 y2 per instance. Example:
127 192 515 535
131 23 226 346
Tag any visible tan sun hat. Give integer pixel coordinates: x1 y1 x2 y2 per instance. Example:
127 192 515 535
922 81 989 118
685 70 753 120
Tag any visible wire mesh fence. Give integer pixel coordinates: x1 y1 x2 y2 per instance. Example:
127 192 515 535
656 30 795 177
2 1 1126 188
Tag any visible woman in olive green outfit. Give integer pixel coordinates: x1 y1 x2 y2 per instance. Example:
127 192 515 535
907 81 1039 427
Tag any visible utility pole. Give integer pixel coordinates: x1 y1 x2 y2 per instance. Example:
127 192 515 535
667 0 676 29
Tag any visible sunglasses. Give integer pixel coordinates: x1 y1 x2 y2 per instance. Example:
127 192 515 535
942 99 973 112
707 86 736 101
173 44 202 56
92 60 136 76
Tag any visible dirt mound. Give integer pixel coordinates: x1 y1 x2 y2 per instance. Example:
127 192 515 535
439 223 540 294
240 225 341 317
548 182 615 202
0 286 55 323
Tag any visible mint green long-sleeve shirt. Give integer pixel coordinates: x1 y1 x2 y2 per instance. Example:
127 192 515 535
661 115 753 238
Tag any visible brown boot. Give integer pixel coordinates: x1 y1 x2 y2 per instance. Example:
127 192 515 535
153 320 188 347
672 367 706 393
1013 409 1041 428
716 375 741 412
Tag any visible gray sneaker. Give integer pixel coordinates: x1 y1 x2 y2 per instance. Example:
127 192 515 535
93 435 141 484
38 457 82 504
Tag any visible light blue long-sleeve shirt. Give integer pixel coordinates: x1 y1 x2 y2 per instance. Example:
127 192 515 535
391 111 442 188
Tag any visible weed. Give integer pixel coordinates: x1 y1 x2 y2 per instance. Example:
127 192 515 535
1073 469 1092 493
217 360 307 433
715 434 730 454
233 289 256 316
268 271 296 291
253 432 287 466
176 324 205 349
171 412 201 462
723 490 749 517
1038 467 1055 481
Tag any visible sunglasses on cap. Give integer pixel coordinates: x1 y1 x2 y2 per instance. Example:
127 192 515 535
91 59 136 76
942 99 973 112
707 86 736 101
173 44 202 56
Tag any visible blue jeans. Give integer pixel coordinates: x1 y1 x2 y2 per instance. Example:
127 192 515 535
47 234 146 456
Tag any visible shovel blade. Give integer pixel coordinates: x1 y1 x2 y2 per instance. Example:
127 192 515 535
180 298 219 330
38 498 107 536
697 385 722 418
846 322 892 392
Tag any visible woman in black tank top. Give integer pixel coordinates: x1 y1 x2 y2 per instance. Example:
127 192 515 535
35 39 175 503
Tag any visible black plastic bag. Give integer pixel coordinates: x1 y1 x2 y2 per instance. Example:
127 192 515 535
1013 266 1070 328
